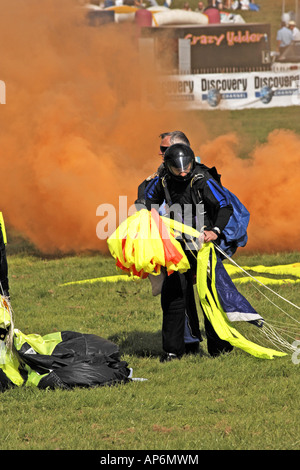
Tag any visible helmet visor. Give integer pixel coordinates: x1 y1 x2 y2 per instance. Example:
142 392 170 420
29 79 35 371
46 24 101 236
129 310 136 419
167 156 193 176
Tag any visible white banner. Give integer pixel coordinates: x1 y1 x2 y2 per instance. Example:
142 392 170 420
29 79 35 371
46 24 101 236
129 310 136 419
160 69 300 110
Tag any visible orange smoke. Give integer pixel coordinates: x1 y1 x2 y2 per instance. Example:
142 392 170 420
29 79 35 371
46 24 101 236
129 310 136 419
0 0 299 255
0 0 180 253
198 130 300 253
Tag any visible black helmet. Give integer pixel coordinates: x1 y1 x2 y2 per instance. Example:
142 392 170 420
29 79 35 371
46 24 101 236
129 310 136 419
164 144 195 181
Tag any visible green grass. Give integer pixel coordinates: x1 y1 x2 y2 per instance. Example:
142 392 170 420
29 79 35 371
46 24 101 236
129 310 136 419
192 106 300 158
1 244 300 451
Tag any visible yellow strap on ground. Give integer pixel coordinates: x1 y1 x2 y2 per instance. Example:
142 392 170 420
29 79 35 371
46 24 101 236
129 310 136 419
225 263 300 278
233 276 300 286
60 275 140 286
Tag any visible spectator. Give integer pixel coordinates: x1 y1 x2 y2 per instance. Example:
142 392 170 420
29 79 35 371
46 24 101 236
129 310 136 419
288 20 300 40
195 1 205 12
276 21 293 54
204 0 221 23
183 2 192 10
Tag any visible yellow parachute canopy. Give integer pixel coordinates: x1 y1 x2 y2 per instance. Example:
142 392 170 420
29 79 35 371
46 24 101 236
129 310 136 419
0 304 11 330
107 209 190 278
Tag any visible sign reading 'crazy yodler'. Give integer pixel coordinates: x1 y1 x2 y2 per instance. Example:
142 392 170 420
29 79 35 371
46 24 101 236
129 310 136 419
144 23 271 73
185 23 270 71
185 30 266 47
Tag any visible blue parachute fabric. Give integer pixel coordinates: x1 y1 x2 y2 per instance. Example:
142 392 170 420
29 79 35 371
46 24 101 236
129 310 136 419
144 176 167 215
214 256 264 326
207 178 231 208
219 187 250 257
144 176 159 200
184 317 200 344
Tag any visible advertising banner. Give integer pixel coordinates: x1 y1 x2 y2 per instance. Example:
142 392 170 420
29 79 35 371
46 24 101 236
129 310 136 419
160 69 300 110
143 23 271 73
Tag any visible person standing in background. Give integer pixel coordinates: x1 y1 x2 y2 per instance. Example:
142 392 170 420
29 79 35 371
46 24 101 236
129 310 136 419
276 20 293 54
288 20 300 40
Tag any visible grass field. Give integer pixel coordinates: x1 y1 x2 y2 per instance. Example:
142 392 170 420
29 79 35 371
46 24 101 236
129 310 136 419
1 0 300 455
1 244 300 451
